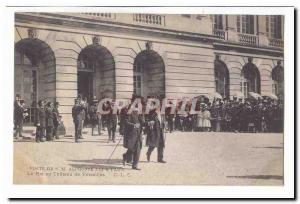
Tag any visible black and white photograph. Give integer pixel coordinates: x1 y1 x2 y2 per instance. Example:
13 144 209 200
0 2 295 199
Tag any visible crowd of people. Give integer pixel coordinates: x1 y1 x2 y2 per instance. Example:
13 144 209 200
168 97 284 134
13 94 63 142
14 93 283 170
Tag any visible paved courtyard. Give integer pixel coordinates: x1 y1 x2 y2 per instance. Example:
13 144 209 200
13 128 283 185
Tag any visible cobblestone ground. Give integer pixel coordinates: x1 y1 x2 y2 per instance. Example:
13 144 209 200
13 127 283 185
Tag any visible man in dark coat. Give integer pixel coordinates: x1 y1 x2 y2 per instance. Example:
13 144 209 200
105 102 118 143
14 94 21 130
89 100 99 136
165 106 174 133
72 99 84 143
52 102 60 139
14 99 25 139
145 107 166 163
35 100 46 143
122 108 144 170
45 102 55 141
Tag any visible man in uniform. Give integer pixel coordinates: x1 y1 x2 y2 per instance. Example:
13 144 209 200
35 100 46 143
72 99 84 143
106 101 118 143
52 102 60 139
89 99 100 136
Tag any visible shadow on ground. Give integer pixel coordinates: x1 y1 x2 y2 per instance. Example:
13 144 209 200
227 175 283 180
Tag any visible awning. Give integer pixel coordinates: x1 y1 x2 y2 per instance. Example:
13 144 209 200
263 93 278 100
234 91 245 99
248 92 262 100
210 92 223 100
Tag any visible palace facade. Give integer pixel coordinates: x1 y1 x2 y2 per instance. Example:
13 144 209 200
14 13 284 128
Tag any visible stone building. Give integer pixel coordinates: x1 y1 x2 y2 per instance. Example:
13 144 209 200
14 13 284 128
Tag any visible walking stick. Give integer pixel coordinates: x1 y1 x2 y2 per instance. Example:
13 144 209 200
106 134 123 164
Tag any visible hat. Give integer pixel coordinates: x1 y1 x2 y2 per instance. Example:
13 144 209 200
38 100 44 106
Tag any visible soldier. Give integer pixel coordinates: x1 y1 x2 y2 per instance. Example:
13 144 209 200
52 102 60 139
210 101 217 132
224 101 232 132
89 99 99 136
145 105 166 163
72 99 84 143
45 102 55 141
165 105 174 133
35 100 46 143
106 101 118 143
122 108 144 170
254 101 263 133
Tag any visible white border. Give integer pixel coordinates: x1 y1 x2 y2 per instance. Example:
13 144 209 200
0 3 295 199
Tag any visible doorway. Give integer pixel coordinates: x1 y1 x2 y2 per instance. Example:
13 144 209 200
78 71 93 101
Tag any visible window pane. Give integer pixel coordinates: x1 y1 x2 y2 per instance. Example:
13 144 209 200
237 15 240 32
23 54 32 65
15 51 21 65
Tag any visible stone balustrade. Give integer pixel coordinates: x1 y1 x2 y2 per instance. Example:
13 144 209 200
133 14 165 26
238 33 258 46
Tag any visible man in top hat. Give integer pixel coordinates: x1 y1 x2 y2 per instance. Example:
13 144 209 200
35 100 46 142
122 107 144 170
45 102 55 141
145 103 166 163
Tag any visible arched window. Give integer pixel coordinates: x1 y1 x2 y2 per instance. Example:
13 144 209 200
77 45 115 101
133 50 165 98
241 63 261 98
272 65 284 99
214 60 229 98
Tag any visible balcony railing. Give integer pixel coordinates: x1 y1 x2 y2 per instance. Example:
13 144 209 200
80 13 115 19
268 38 284 48
238 33 258 46
213 29 226 40
133 14 165 26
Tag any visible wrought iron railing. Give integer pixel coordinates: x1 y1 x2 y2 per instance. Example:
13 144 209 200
133 14 165 26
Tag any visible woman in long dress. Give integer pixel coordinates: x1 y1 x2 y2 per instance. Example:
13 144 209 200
202 105 211 132
196 106 203 132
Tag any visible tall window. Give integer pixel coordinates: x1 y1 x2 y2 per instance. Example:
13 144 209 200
272 66 284 98
77 51 98 71
266 15 282 39
133 61 142 96
241 63 261 98
237 15 255 34
213 15 223 30
215 60 229 98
